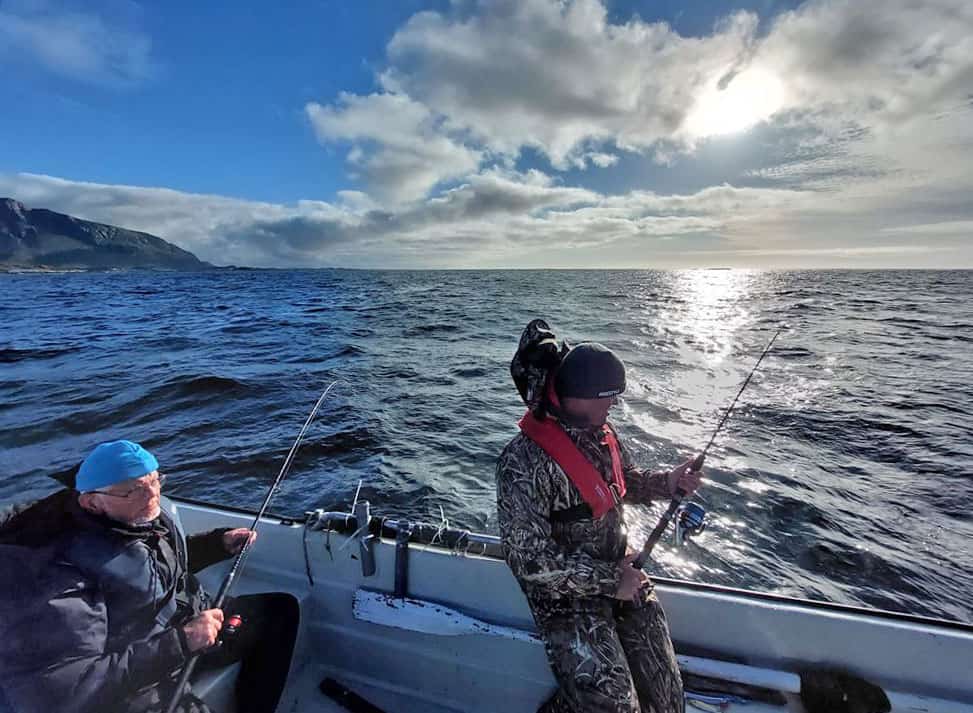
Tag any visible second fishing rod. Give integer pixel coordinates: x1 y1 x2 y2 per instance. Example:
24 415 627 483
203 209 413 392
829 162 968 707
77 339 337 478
632 326 785 570
164 382 339 713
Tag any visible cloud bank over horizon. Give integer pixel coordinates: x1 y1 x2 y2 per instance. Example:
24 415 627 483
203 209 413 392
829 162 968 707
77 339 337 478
2 0 972 268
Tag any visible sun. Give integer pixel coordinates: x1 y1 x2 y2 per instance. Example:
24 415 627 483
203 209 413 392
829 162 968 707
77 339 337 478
685 68 786 138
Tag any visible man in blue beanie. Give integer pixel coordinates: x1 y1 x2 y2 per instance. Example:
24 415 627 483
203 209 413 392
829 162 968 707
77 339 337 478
76 440 177 526
0 440 297 713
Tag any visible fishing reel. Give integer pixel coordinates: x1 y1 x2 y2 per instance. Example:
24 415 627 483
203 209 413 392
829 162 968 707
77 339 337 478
213 613 244 654
222 613 243 640
674 502 707 547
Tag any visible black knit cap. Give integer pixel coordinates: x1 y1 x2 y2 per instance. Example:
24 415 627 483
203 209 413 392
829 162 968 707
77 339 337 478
554 343 626 399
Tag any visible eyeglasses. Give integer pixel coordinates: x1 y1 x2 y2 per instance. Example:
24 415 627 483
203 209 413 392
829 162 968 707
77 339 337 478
92 472 167 499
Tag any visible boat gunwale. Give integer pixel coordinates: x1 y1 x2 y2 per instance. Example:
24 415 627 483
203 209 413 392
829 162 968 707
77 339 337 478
169 494 973 635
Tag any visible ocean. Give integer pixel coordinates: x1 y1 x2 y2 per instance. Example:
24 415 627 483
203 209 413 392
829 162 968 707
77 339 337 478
1 268 971 622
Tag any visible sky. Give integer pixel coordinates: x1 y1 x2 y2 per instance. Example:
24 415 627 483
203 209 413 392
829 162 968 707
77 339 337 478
1 0 971 269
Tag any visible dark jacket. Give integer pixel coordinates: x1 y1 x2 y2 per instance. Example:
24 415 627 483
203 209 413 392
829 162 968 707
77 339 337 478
0 489 230 713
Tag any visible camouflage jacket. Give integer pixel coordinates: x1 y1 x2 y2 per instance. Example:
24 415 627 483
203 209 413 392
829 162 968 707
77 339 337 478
496 419 671 611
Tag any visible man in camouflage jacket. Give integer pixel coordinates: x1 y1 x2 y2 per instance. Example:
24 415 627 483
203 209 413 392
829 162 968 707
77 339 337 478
497 320 702 713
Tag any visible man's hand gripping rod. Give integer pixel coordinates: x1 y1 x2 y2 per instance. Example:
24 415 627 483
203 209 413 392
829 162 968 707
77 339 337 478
165 382 338 713
633 329 783 570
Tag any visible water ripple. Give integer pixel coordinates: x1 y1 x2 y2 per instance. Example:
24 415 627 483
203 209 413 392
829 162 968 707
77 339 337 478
1 268 971 623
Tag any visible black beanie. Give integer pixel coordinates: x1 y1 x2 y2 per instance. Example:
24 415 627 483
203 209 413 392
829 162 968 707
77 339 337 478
555 343 626 399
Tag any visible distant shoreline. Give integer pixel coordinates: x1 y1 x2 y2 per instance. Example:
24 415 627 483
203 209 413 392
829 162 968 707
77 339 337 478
2 265 971 274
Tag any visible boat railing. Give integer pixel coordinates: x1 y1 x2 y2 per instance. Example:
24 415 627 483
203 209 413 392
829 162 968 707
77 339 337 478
306 507 504 559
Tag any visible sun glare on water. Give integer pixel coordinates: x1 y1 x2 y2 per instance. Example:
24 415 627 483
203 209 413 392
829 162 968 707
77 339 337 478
686 68 786 138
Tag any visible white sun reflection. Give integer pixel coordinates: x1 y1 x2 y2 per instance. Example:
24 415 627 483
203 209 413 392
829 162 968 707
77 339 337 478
668 268 754 363
624 269 755 450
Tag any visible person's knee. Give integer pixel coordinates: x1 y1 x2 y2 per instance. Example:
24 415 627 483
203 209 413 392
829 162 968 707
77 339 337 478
546 643 640 712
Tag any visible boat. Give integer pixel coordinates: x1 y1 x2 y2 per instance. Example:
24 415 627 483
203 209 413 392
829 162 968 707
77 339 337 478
166 495 973 713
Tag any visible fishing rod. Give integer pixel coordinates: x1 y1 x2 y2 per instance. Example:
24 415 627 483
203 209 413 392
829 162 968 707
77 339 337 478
633 327 785 569
165 381 339 713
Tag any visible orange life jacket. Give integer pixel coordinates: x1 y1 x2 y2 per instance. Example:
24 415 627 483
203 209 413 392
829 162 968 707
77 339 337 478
518 412 626 519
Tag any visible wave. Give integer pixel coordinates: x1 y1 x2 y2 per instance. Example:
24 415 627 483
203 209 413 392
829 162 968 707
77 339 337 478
137 336 199 350
4 268 972 623
178 426 384 476
335 344 366 357
769 346 815 359
796 541 922 596
403 323 461 336
451 366 491 378
162 375 250 397
0 374 255 448
0 346 80 363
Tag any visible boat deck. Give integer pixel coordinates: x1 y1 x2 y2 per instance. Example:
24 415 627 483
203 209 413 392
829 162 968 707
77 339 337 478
275 662 794 713
279 664 370 713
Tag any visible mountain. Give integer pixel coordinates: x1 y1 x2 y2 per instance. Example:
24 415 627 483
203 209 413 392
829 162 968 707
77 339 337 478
0 198 212 271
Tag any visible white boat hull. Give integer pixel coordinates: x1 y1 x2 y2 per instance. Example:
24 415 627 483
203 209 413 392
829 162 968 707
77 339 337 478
172 498 973 713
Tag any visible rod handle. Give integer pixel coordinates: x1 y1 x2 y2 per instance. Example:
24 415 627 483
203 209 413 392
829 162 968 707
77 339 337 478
164 655 200 713
632 487 686 569
691 452 706 471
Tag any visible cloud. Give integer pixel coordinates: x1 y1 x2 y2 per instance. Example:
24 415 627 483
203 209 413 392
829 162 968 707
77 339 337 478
756 0 973 123
0 1 157 86
306 93 482 204
747 1 973 197
304 1 769 200
0 172 389 267
303 0 973 223
414 168 597 222
5 168 971 268
881 220 973 236
585 153 619 168
3 170 852 268
380 0 758 162
5 1 973 268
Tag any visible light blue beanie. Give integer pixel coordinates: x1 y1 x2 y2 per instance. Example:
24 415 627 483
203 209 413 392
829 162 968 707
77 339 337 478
76 440 159 492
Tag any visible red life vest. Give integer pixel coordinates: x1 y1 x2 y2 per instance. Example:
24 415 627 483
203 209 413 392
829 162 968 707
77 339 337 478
518 412 627 519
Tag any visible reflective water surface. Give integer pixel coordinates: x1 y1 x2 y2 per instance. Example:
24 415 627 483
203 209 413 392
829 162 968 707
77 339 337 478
2 269 971 622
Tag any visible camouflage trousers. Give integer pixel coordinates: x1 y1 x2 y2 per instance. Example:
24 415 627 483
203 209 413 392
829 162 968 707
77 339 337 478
534 589 684 713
